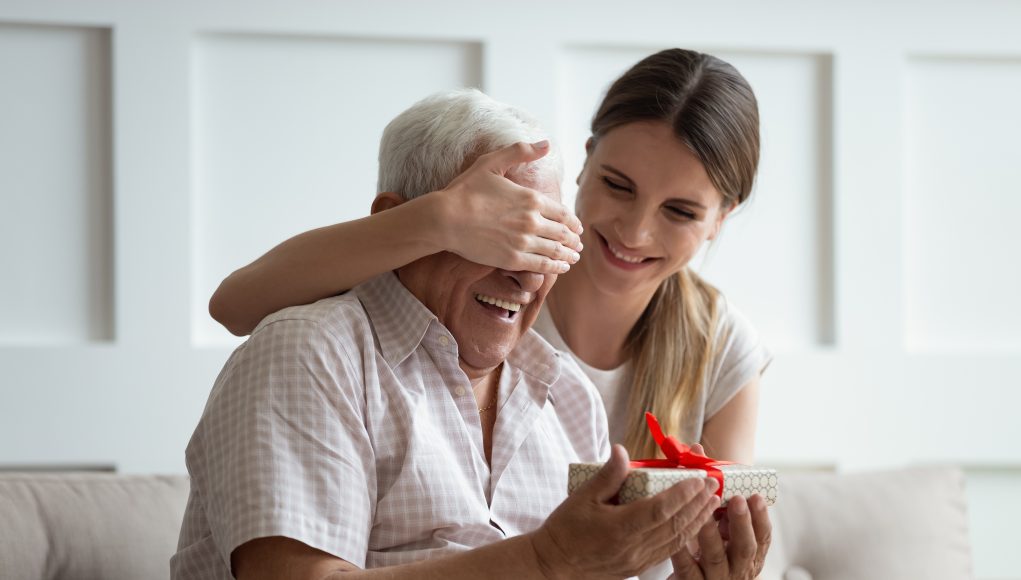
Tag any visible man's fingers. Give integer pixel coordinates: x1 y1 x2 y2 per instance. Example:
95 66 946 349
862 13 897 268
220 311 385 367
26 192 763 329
625 477 711 531
578 444 631 503
643 482 719 563
479 140 551 175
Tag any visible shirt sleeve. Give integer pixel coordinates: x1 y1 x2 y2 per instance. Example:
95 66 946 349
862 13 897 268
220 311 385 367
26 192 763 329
704 299 773 420
186 317 376 569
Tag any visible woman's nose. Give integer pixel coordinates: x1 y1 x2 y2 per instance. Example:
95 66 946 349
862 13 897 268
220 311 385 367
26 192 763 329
614 208 654 248
499 270 546 293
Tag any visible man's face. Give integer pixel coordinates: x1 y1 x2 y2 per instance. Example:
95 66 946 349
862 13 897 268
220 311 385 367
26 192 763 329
396 173 560 378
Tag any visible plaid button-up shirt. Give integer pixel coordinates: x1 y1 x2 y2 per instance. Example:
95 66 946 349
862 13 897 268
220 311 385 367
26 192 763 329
172 272 609 578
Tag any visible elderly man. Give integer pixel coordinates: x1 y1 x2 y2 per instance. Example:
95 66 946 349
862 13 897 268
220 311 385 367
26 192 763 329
171 89 719 580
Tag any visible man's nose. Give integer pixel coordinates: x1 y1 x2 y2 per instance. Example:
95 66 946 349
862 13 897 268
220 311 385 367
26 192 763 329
499 270 546 293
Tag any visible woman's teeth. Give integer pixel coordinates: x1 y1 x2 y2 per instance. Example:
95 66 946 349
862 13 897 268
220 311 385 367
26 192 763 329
608 242 645 264
475 293 522 312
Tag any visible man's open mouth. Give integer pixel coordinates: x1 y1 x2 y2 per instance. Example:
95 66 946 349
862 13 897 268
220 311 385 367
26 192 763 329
475 293 522 319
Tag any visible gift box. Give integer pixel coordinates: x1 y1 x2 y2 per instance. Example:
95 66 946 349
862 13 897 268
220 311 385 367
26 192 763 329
568 413 778 507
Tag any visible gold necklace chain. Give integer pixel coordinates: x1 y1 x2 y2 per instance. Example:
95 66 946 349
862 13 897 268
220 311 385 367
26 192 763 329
477 383 498 414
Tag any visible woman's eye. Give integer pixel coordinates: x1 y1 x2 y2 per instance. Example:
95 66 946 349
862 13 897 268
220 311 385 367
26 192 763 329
603 177 631 193
666 206 696 220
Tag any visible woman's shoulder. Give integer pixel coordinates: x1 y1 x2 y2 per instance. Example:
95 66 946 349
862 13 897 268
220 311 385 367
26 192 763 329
710 294 771 385
713 293 762 350
705 293 772 410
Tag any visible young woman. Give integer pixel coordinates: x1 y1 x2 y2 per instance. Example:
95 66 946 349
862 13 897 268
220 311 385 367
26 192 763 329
210 49 772 579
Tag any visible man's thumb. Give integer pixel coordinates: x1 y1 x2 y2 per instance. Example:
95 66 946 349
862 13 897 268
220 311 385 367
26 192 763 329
579 444 630 503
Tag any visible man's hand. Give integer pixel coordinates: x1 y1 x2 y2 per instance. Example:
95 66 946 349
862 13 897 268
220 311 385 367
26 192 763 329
669 445 772 580
531 444 721 580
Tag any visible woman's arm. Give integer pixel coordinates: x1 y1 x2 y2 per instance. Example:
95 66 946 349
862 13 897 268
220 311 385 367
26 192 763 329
210 141 583 336
700 377 760 465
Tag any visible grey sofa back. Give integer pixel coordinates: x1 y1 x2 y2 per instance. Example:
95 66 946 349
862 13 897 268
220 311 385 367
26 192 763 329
760 466 973 580
0 473 189 580
0 467 972 580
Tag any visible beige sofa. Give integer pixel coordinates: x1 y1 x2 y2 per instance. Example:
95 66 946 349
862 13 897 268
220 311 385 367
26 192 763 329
0 467 973 579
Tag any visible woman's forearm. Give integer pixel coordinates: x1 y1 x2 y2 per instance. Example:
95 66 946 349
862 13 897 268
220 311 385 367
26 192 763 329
210 193 445 336
210 142 584 337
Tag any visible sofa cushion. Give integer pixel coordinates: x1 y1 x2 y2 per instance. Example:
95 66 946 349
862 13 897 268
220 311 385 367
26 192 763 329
760 466 972 580
0 473 189 580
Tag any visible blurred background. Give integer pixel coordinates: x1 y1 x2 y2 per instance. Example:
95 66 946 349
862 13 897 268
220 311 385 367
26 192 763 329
0 0 1018 577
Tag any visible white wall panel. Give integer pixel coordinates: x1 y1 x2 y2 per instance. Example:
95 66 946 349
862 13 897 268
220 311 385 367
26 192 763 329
904 56 1021 352
557 48 834 351
1 1 1020 576
0 23 112 343
191 34 481 345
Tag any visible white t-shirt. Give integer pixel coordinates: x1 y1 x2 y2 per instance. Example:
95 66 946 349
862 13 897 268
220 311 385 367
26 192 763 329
531 297 771 447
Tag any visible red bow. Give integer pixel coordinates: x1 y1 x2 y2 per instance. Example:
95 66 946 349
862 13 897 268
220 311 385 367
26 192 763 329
629 412 733 498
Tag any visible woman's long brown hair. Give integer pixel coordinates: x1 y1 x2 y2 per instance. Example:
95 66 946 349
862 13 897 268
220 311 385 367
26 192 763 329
588 48 760 458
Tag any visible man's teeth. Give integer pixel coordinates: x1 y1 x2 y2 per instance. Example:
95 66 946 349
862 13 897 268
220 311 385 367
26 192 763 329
475 294 522 312
608 243 645 264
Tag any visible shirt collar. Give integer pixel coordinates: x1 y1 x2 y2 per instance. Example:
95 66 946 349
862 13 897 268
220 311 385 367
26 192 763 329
506 327 562 392
355 272 437 368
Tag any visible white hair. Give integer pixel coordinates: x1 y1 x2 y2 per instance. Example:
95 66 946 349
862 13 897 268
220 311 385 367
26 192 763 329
377 88 562 199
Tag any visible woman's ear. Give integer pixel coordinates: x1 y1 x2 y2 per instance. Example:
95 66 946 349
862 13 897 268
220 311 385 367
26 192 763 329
708 201 738 241
371 192 405 215
577 137 595 186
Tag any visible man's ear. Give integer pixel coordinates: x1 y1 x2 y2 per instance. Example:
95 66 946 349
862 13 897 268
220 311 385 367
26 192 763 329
371 192 405 215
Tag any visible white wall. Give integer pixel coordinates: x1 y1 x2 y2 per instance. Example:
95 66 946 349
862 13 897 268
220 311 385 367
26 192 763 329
0 1 1019 577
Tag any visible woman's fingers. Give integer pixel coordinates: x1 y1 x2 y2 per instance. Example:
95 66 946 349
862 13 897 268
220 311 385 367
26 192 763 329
530 231 579 265
670 495 772 580
748 494 773 574
476 140 551 175
720 496 757 575
534 203 583 252
695 517 729 579
536 193 584 236
670 541 704 580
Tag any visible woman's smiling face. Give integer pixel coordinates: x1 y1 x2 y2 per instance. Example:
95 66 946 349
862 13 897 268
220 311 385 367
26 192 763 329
574 121 732 299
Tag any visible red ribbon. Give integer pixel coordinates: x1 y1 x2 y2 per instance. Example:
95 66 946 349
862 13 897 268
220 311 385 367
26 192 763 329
629 412 733 498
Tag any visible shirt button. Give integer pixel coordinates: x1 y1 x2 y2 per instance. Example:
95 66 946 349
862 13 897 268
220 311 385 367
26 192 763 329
439 336 450 346
455 387 466 396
